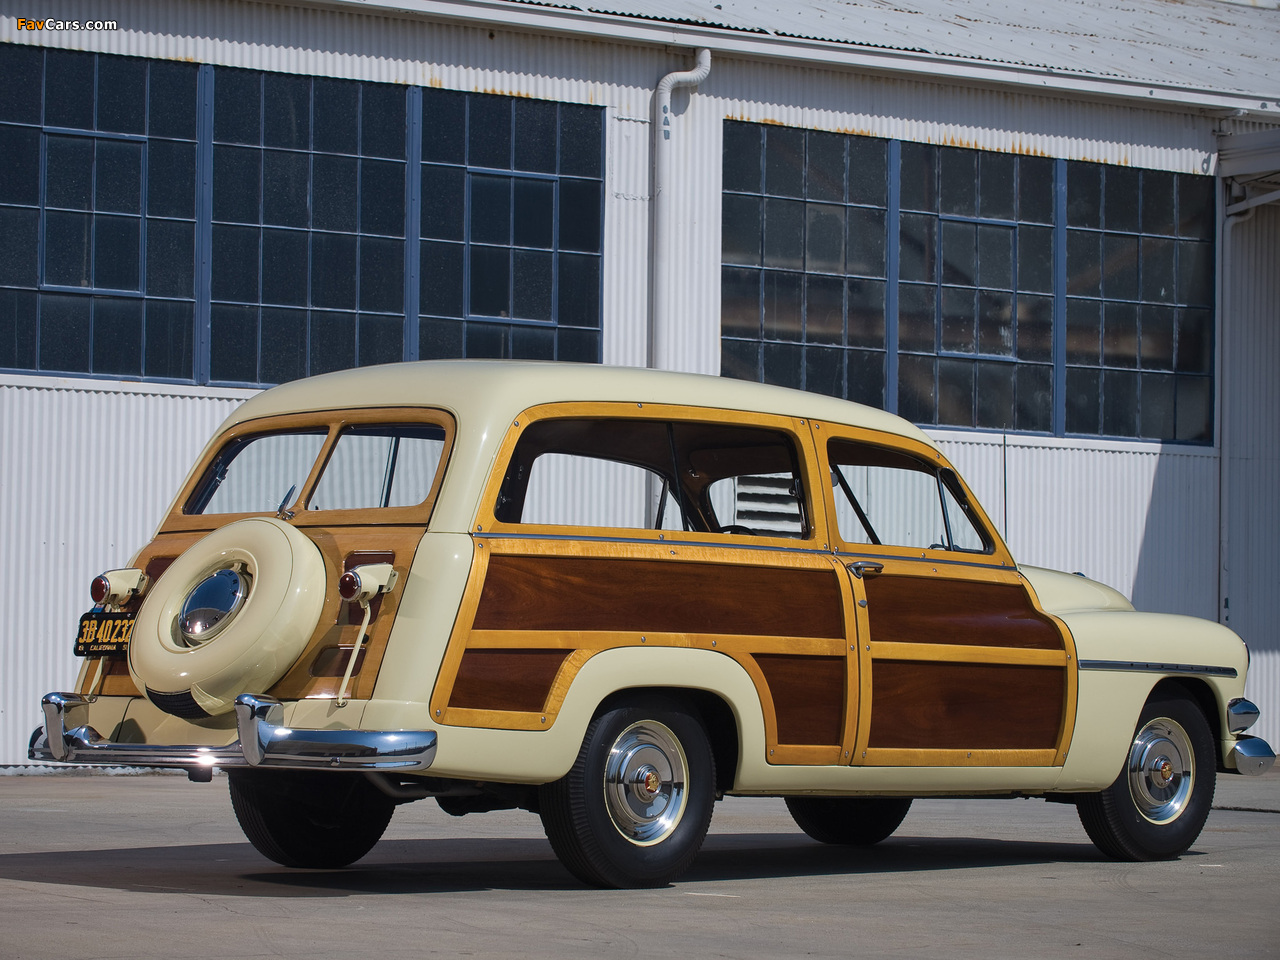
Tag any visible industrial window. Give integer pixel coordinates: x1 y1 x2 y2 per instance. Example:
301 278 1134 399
0 44 604 386
720 121 1216 444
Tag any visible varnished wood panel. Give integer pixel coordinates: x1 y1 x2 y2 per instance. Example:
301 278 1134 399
475 555 844 638
864 576 1064 650
449 649 571 712
868 660 1064 750
754 654 844 746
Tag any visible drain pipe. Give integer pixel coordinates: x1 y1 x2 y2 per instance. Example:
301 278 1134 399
649 47 711 370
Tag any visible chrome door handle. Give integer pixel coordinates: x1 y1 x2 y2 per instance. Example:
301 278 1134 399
847 560 884 579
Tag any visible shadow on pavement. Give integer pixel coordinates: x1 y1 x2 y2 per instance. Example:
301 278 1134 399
0 831 1110 898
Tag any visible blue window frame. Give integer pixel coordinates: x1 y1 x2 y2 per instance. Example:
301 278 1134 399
0 44 605 386
720 121 1216 444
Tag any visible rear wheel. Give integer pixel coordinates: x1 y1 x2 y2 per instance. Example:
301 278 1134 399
785 796 912 846
1076 693 1215 861
228 770 395 868
539 696 715 888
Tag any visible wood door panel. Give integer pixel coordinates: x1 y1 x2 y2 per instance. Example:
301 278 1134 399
754 654 844 746
863 575 1064 650
867 660 1064 750
474 554 845 638
449 649 571 712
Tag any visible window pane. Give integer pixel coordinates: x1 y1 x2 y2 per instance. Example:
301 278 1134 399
0 289 37 369
1017 225 1053 293
1065 298 1101 365
146 219 195 298
359 237 404 313
361 84 405 159
45 50 94 129
314 78 359 155
312 154 357 232
513 178 554 249
259 307 307 383
1066 230 1100 297
1065 367 1100 434
722 267 760 339
310 310 356 374
0 46 43 124
847 348 884 408
1016 294 1053 362
466 321 505 358
144 300 193 379
470 245 509 317
899 142 936 212
470 174 510 245
44 211 92 287
421 163 464 241
941 221 975 285
1018 157 1054 224
512 324 555 360
1177 240 1213 307
558 104 602 178
1016 364 1052 432
312 425 445 509
262 150 310 228
1067 162 1100 228
975 361 1015 430
196 431 326 514
92 297 143 375
762 341 802 389
148 61 198 139
806 131 844 202
806 274 843 344
764 126 804 198
847 207 885 278
899 214 937 283
1103 302 1138 368
1104 167 1140 233
514 99 557 174
1140 236 1175 302
898 283 935 353
559 179 601 253
468 95 510 169
848 137 887 207
1102 233 1139 300
360 159 405 237
941 287 975 353
96 57 146 134
1140 304 1174 370
0 207 39 286
939 147 977 217
806 203 844 273
829 447 948 548
937 357 974 426
558 253 600 328
420 315 464 358
210 304 257 381
147 140 196 218
1102 369 1139 437
806 345 843 396
898 353 936 424
420 240 463 318
0 125 39 205
93 140 141 214
261 228 308 306
214 68 260 145
1140 372 1175 439
763 198 804 270
512 249 552 321
1175 375 1211 442
762 271 802 342
213 146 261 224
39 294 91 372
722 337 760 382
46 136 93 210
978 291 1013 356
263 74 309 150
847 278 885 348
722 194 762 266
359 314 404 366
1178 175 1215 241
310 232 357 309
1175 308 1212 374
977 225 1012 289
422 89 465 164
211 224 259 302
1141 170 1176 236
723 122 762 193
980 153 1015 221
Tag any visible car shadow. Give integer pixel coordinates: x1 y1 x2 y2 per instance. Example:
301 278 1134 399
0 831 1112 898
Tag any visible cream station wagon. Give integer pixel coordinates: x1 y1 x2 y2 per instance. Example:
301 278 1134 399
32 360 1274 887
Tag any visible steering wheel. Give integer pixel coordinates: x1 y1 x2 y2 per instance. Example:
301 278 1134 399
720 524 757 536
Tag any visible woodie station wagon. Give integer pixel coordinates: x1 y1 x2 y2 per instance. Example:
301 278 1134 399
32 360 1274 887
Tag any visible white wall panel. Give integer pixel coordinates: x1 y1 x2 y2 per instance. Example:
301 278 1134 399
0 376 253 766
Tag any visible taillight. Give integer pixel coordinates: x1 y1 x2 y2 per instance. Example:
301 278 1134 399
90 568 149 607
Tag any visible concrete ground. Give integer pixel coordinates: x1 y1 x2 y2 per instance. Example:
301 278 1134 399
0 768 1277 960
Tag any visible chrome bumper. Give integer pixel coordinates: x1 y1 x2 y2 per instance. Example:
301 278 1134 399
1227 735 1276 776
30 692 438 773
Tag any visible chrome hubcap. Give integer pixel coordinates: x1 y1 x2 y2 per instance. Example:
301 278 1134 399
603 720 688 845
178 567 249 646
1127 717 1194 824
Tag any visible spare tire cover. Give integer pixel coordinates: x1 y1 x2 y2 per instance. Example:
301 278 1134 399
129 517 326 718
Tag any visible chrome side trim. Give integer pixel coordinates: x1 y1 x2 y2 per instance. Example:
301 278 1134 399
1227 697 1261 734
31 692 437 773
1076 660 1238 679
1227 735 1276 776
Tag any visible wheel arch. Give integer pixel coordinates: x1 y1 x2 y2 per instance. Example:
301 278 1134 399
1147 677 1224 767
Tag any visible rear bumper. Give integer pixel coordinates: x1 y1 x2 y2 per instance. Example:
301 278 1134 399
29 692 437 773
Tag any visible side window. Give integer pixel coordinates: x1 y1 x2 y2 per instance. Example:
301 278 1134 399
308 424 447 510
828 439 989 552
495 416 810 538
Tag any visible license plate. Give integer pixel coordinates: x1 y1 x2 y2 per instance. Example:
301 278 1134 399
74 611 136 657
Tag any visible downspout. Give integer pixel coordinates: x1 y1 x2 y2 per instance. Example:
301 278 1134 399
649 47 711 370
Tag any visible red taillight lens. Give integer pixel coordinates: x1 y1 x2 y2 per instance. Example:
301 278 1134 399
90 575 111 605
338 570 361 602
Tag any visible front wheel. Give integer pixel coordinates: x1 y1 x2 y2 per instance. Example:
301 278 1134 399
1076 693 1216 861
785 796 912 845
228 770 396 868
539 697 715 888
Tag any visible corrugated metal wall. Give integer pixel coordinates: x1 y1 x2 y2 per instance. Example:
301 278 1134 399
0 376 253 765
1222 204 1280 749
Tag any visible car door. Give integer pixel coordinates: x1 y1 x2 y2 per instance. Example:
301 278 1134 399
813 423 1077 768
429 403 862 765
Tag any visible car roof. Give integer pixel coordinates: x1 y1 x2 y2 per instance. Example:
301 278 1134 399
220 359 935 446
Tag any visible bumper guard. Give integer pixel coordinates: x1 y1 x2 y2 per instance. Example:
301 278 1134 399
30 692 437 773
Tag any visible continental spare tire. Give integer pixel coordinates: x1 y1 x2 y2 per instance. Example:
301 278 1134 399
129 517 326 718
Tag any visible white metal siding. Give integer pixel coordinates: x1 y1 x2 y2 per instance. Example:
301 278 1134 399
0 376 252 766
